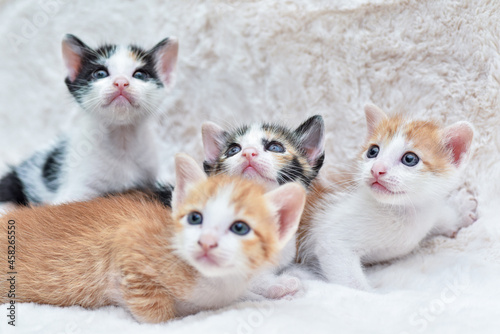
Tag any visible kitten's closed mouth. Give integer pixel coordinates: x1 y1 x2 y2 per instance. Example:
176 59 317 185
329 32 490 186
243 165 258 174
106 92 134 106
196 253 220 266
241 163 274 183
371 181 404 195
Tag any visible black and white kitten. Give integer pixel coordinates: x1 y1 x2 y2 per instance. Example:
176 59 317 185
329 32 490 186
0 34 178 205
201 116 325 299
202 115 325 191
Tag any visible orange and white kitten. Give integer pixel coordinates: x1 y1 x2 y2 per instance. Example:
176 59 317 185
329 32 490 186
0 154 306 323
298 105 476 290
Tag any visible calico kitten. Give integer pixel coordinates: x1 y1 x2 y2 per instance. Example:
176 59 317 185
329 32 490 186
201 116 325 299
298 104 477 290
0 154 306 323
202 115 325 191
147 116 325 212
0 34 178 205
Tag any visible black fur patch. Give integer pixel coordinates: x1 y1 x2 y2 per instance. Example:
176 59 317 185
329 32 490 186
313 152 325 173
277 156 306 185
153 182 174 208
203 161 213 175
42 144 66 192
261 138 270 148
0 170 28 205
294 115 323 138
129 43 164 88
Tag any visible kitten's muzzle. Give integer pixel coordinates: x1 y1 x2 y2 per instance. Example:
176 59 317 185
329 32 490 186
113 77 130 90
370 180 405 195
106 90 134 106
198 234 218 252
371 162 388 180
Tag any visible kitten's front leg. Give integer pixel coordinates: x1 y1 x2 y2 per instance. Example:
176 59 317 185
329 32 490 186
431 187 478 238
316 246 371 290
243 235 304 300
121 275 176 323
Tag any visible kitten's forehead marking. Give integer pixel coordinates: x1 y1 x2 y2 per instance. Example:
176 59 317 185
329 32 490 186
202 184 237 234
103 46 145 77
238 124 266 149
379 133 409 165
94 44 117 60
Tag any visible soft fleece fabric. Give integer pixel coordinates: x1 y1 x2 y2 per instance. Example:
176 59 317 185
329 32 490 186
0 0 499 333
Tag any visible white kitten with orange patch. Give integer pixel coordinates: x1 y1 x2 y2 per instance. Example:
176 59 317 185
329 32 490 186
299 105 477 289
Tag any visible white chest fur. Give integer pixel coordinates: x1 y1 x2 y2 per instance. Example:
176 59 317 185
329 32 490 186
52 113 158 203
304 186 462 290
175 274 250 317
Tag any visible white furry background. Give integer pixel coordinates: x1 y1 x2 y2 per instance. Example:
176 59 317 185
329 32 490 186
1 0 500 333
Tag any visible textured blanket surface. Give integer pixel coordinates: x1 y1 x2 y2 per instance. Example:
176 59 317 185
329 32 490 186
0 0 499 333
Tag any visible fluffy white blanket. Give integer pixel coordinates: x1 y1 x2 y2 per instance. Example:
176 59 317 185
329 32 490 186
1 0 499 333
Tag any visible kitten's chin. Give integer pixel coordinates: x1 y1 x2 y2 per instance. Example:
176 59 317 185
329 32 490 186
111 95 133 106
370 182 404 195
368 182 408 205
95 105 150 126
193 262 240 278
188 254 241 277
240 169 279 190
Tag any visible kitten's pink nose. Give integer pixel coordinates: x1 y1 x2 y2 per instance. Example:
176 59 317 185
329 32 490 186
242 147 258 160
371 162 387 179
113 77 130 90
198 235 218 252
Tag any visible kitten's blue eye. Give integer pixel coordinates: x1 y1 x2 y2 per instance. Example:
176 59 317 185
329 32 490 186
367 145 379 158
402 152 419 167
133 71 149 81
226 144 241 157
92 69 109 79
230 221 251 235
266 141 285 153
187 212 203 225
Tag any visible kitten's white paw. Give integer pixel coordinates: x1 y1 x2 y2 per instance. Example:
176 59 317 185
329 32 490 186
265 274 303 300
248 271 304 300
446 187 478 238
458 188 478 223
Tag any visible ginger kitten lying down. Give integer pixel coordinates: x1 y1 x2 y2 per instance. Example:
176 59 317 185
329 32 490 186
0 154 306 323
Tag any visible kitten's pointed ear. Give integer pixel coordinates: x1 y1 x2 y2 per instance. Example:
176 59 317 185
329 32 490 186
62 34 90 82
172 153 207 209
202 122 227 163
264 183 306 248
441 121 474 166
294 115 325 164
364 104 388 138
150 37 178 89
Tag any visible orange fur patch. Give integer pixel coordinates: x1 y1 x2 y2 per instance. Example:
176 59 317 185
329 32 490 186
0 192 195 323
364 115 452 174
296 177 334 262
